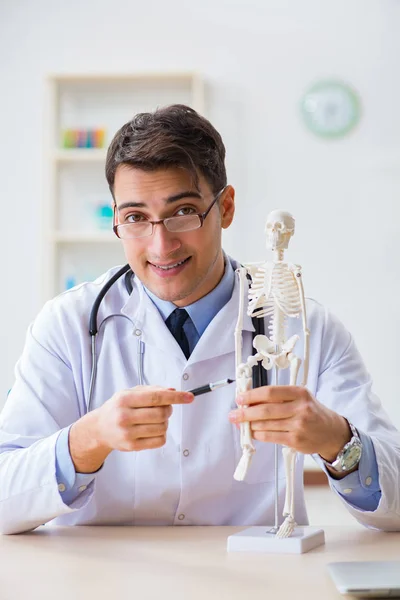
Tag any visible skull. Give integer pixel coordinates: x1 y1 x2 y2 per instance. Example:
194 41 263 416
265 210 295 251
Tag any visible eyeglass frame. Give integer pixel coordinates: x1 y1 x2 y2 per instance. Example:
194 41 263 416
112 186 227 239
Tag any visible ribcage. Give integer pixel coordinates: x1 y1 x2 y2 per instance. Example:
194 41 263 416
247 263 301 319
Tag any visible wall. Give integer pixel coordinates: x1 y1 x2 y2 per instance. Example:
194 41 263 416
0 0 399 429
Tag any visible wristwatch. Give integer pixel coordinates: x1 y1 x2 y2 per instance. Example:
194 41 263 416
322 421 362 473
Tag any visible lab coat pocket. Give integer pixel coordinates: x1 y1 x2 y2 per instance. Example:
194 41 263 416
232 425 280 484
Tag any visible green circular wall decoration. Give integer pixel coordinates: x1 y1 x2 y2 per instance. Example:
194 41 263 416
300 80 361 138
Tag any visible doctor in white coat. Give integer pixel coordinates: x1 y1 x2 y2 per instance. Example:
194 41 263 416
1 104 400 535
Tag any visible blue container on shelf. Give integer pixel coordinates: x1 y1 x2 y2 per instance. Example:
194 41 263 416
95 204 114 230
65 276 77 290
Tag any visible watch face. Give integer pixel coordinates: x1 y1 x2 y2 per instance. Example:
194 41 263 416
300 80 361 138
342 443 362 469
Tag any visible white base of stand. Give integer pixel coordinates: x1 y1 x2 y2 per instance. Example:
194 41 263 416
227 526 325 554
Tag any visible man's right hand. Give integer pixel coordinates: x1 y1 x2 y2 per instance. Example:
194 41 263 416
69 386 194 474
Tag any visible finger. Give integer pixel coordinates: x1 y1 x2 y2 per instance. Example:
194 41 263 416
252 431 292 445
120 387 194 408
228 401 297 424
237 385 305 406
122 435 167 452
121 405 173 425
131 423 169 439
250 418 292 433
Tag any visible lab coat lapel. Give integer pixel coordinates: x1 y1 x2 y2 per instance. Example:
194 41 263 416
120 278 186 361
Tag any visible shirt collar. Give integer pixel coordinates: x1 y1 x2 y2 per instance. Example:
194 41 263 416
143 253 235 337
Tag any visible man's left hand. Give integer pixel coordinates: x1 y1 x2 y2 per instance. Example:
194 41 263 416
228 385 351 463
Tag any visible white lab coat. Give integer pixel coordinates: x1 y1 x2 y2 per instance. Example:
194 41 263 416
1 257 400 535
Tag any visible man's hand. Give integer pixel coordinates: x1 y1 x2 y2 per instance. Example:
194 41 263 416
69 386 194 473
228 385 351 463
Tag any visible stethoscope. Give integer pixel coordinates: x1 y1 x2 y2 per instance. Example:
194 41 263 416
87 263 267 411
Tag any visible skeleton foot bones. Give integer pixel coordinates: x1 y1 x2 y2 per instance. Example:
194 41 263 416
234 210 309 539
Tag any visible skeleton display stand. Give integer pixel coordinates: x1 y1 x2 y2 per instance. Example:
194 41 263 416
227 210 325 554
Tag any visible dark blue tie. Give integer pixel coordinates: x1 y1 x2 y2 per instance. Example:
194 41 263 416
166 308 190 359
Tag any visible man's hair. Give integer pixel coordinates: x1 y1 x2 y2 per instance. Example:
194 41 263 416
105 104 227 197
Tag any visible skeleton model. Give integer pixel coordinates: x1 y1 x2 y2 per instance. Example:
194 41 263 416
234 210 309 539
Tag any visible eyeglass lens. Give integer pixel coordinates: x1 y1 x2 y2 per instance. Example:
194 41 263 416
117 214 202 238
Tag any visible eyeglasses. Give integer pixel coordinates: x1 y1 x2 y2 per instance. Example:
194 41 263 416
113 187 226 239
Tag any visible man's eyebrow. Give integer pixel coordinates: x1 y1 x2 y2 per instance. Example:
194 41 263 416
117 191 202 211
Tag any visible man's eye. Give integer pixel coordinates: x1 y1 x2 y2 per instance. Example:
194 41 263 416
125 213 146 223
176 206 196 217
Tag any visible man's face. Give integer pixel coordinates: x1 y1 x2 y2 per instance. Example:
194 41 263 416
113 165 235 306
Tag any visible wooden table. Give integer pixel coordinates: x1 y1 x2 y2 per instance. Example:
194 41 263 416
0 526 399 599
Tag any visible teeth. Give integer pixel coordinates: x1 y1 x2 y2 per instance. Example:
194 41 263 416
154 258 187 270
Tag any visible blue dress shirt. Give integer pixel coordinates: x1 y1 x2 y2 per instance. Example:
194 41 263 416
55 258 381 511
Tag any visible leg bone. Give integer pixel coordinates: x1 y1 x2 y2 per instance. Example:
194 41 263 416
277 353 301 538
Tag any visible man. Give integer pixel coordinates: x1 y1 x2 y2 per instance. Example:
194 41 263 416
0 104 399 535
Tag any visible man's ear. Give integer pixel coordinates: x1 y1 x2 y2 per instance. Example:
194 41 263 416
220 185 235 229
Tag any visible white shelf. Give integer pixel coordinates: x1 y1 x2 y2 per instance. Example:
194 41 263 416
48 72 200 83
54 149 107 162
52 232 118 243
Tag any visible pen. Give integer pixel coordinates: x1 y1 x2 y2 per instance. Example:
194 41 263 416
188 378 235 397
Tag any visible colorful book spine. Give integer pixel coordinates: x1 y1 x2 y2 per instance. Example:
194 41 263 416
62 128 106 149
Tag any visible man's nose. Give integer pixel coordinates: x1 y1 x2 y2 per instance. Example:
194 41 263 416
149 222 182 256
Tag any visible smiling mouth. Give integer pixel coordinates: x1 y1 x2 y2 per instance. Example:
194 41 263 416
148 257 191 271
